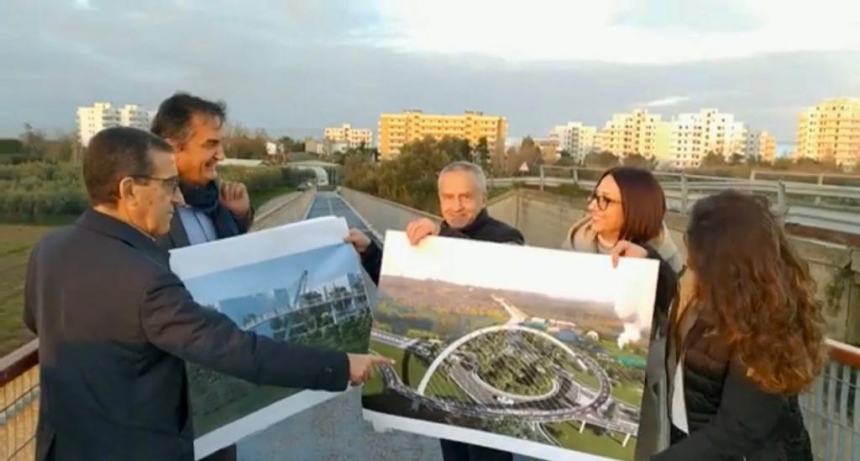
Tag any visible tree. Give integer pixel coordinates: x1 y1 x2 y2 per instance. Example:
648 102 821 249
584 150 620 168
223 124 267 159
701 151 727 168
437 136 471 162
474 136 490 172
21 123 48 158
729 153 745 165
772 157 793 170
376 137 451 213
342 151 377 193
554 156 577 167
622 153 654 170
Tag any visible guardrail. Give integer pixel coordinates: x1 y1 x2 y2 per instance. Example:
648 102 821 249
487 166 860 235
2 337 859 459
1 339 39 461
801 340 860 460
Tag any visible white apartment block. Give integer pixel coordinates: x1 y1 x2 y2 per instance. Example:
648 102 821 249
77 102 152 146
323 123 373 149
744 130 777 163
668 109 746 169
551 122 597 163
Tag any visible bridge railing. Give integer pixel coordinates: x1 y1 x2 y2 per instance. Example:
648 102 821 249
801 339 860 460
1 339 38 461
3 334 860 459
497 166 860 215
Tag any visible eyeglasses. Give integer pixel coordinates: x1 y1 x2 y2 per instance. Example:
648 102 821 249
131 175 181 194
588 192 621 211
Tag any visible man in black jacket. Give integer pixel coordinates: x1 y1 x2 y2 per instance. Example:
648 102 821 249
24 127 388 461
347 161 523 461
348 161 524 285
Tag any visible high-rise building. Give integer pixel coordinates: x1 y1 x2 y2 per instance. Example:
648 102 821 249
323 123 373 149
377 110 507 160
551 122 597 163
593 109 670 160
795 98 860 170
745 130 777 163
667 109 746 169
118 104 151 130
77 102 151 146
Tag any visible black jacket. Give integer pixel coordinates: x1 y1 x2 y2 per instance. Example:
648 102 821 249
360 208 525 284
652 311 813 461
24 209 348 461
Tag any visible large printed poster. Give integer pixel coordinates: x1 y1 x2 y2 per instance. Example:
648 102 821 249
169 217 373 459
362 231 659 461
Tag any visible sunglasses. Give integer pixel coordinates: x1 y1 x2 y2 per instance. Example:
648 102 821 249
588 192 621 211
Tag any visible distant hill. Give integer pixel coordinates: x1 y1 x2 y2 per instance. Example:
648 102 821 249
379 275 617 325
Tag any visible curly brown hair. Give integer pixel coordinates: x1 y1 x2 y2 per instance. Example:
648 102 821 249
685 190 827 394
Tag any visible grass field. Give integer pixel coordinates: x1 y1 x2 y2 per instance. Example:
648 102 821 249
545 421 636 460
613 381 644 407
366 339 470 402
0 224 57 355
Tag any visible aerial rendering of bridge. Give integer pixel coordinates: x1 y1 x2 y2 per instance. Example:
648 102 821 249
368 294 640 448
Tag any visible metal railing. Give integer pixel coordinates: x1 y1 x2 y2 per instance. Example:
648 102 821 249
487 166 860 234
801 340 860 460
3 335 860 459
0 340 38 461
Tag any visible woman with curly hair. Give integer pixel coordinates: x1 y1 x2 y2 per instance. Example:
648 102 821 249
647 190 827 460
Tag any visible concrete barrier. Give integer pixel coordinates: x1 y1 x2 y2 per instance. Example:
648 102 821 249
252 189 316 230
338 188 440 240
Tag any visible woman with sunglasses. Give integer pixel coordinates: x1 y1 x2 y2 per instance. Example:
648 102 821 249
563 166 681 458
625 191 823 460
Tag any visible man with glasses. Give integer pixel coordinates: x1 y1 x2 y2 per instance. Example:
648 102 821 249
23 127 388 461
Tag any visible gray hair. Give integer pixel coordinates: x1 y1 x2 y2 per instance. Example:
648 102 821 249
438 161 488 196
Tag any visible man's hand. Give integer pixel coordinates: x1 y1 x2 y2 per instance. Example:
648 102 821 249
610 240 649 268
344 229 372 254
405 218 439 246
347 354 394 386
219 181 251 220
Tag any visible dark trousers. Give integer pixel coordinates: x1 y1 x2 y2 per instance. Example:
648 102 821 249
441 439 513 461
201 445 237 461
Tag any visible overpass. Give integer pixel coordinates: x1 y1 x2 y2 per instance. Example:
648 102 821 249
3 186 860 460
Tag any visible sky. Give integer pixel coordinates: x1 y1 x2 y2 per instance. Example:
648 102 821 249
380 232 656 306
2 0 859 142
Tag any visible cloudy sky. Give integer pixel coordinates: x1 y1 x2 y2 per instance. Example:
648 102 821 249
2 0 859 144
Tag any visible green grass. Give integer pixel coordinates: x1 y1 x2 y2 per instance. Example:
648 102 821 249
250 185 296 210
568 367 601 390
612 381 644 407
0 225 57 355
365 339 470 402
545 421 636 460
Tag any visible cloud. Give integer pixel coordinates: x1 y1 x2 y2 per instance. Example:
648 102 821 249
0 0 857 145
364 0 860 64
73 0 93 10
639 96 691 108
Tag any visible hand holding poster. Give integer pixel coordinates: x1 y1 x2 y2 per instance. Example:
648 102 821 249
169 217 373 459
362 231 659 461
